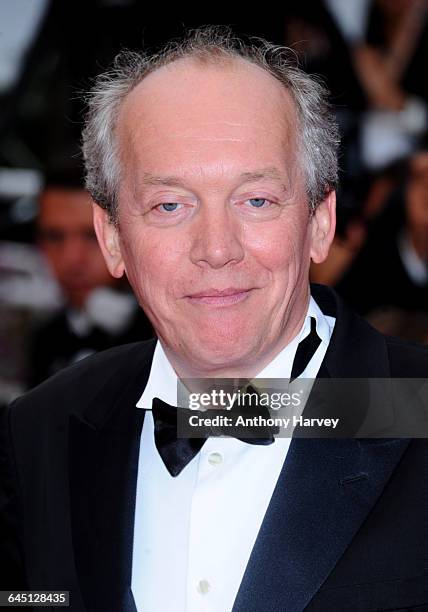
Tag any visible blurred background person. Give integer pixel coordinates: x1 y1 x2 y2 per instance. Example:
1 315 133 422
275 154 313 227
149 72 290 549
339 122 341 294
336 151 427 311
29 172 153 387
282 0 428 216
311 149 428 343
37 175 114 314
283 0 427 343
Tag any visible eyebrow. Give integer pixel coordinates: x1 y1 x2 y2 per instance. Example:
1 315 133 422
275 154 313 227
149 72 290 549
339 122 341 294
138 167 289 190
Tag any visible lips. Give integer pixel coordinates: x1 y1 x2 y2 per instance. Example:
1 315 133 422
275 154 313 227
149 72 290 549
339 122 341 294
186 287 253 306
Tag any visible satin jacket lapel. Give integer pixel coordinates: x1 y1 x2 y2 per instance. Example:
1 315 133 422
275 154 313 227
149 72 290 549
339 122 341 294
233 285 410 612
68 340 155 612
232 437 409 612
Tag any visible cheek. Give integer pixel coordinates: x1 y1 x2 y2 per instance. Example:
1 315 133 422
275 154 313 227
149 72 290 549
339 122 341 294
42 246 60 267
245 217 310 277
120 229 185 302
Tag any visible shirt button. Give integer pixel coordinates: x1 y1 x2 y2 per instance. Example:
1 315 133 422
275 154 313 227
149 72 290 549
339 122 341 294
207 452 223 466
196 579 211 595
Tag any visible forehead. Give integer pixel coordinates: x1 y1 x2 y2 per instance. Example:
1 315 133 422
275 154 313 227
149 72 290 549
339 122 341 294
116 57 298 179
39 189 93 228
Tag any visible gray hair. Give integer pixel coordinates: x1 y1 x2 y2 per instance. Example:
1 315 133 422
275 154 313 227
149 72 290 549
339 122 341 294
82 26 339 222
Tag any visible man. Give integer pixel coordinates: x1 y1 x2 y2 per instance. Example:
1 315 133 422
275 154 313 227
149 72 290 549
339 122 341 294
1 27 427 612
29 176 153 385
335 150 428 321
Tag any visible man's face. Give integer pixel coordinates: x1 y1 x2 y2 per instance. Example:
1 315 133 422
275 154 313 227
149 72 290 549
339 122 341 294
95 59 335 376
38 188 114 308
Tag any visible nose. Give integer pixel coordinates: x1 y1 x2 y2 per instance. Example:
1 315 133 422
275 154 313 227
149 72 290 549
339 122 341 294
189 203 245 269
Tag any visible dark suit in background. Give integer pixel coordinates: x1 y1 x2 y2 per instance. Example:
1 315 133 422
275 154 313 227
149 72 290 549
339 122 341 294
28 307 154 387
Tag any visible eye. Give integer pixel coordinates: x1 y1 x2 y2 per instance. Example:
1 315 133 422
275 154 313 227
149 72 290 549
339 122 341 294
236 195 283 220
158 202 181 212
247 198 269 208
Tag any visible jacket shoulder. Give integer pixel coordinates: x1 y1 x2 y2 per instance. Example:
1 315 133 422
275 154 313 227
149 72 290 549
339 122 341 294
9 339 156 423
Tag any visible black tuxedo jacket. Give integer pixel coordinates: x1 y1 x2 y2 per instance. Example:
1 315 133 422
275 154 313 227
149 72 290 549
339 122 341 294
1 284 428 612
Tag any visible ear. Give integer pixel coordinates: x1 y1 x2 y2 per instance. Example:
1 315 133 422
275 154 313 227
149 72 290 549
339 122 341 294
92 203 125 278
309 190 336 264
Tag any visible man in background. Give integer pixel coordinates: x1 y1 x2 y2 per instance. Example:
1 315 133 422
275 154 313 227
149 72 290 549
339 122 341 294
29 173 153 385
334 151 428 338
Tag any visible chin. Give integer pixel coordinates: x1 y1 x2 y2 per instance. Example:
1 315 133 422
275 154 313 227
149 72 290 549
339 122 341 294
185 335 258 373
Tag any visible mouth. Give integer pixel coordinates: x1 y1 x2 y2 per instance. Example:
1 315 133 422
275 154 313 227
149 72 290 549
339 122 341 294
186 287 254 307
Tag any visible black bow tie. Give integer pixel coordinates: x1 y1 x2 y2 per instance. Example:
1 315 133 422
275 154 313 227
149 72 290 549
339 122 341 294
151 317 321 477
152 390 274 477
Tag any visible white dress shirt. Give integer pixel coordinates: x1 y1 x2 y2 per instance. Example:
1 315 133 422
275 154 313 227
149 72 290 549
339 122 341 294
132 296 335 612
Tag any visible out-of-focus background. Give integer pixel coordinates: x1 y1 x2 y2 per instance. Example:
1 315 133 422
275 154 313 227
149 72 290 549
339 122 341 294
1 0 427 405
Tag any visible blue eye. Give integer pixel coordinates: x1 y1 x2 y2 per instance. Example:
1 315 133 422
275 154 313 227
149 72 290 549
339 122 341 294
160 203 180 212
248 198 267 208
